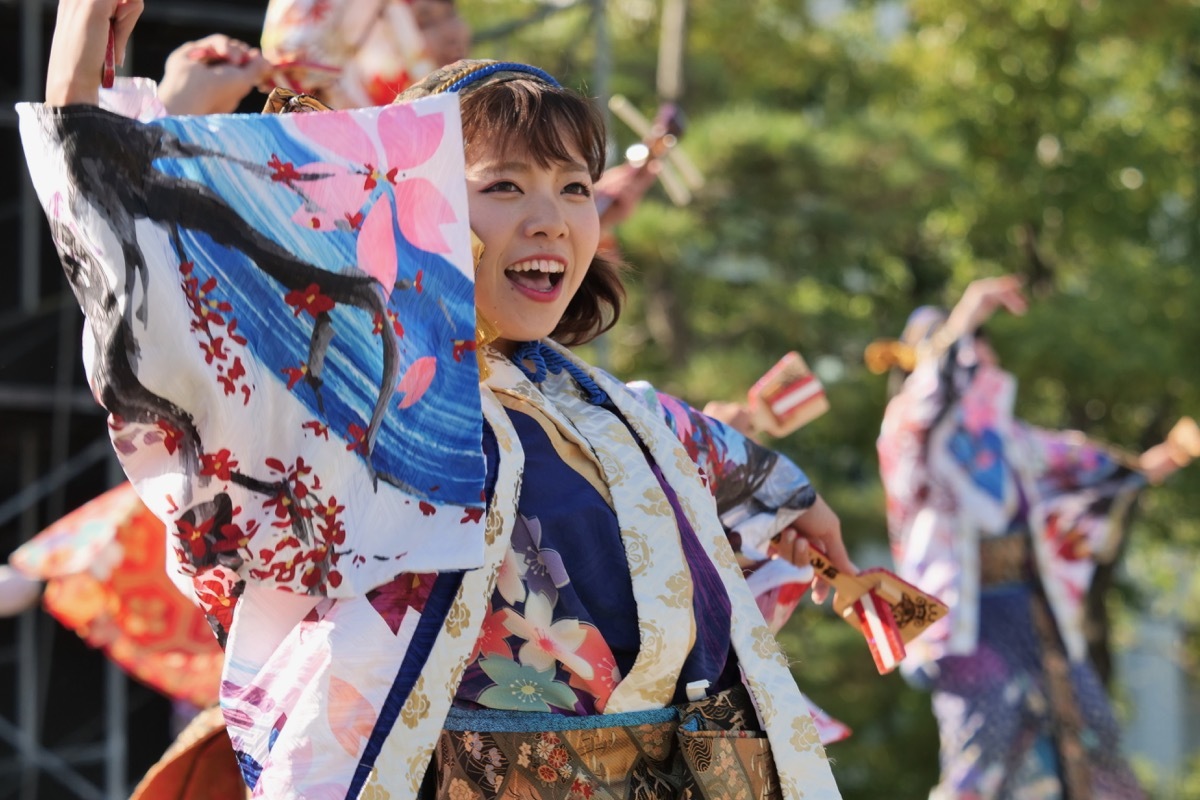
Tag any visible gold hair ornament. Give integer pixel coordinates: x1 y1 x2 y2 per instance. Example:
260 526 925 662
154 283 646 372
864 340 917 375
471 232 501 381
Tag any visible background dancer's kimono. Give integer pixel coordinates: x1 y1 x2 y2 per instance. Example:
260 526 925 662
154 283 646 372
874 277 1183 799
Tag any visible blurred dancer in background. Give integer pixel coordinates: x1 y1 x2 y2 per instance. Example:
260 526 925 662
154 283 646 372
872 274 1191 799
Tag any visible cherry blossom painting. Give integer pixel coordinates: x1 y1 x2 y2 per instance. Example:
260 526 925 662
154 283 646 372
19 96 488 600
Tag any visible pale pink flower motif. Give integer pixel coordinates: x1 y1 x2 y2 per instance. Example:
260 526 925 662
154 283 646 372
287 106 457 288
495 545 527 606
502 591 594 680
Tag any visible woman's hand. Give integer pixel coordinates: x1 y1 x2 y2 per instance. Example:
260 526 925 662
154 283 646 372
772 494 855 604
595 161 660 231
158 35 272 115
943 274 1027 341
702 400 755 439
46 0 143 106
1138 440 1185 485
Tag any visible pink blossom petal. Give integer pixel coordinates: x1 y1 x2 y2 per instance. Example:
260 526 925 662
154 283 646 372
296 165 372 222
292 114 378 166
395 356 437 410
394 179 455 254
378 104 445 171
327 677 376 757
356 196 398 290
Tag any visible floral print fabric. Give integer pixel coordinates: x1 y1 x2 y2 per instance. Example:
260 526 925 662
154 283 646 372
262 0 436 108
877 335 1143 667
877 334 1147 798
929 587 1145 800
455 402 738 716
17 91 487 610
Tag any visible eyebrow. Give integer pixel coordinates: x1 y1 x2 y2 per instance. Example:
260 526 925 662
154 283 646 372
480 160 591 176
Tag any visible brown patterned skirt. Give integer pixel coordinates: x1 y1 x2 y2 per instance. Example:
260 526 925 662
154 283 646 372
424 683 782 800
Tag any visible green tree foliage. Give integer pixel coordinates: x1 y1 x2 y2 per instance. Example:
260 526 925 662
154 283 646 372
464 1 1200 796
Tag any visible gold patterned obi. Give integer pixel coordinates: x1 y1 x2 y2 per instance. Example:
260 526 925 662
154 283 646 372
426 683 782 799
979 531 1033 588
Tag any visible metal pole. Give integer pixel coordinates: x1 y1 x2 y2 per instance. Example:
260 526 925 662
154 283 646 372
20 0 44 313
657 0 688 102
591 0 611 108
105 455 127 799
17 432 40 800
591 0 612 371
104 660 128 799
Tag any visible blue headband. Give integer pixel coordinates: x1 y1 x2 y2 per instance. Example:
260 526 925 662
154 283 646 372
443 62 561 94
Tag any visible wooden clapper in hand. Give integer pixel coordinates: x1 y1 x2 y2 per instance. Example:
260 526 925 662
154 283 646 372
807 547 948 675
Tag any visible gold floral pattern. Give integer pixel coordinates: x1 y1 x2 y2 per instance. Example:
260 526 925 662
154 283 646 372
360 767 392 799
401 681 431 729
660 571 693 609
444 597 471 638
791 715 825 755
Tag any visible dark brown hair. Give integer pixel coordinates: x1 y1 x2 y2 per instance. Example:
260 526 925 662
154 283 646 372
458 78 625 346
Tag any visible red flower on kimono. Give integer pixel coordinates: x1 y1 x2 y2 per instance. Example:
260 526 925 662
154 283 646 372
282 362 309 390
195 567 239 631
177 516 216 560
200 336 228 364
267 154 304 186
284 283 336 318
156 420 185 455
214 518 254 555
199 449 238 481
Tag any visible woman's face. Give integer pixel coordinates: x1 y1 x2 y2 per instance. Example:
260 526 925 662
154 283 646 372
974 336 999 368
467 137 600 353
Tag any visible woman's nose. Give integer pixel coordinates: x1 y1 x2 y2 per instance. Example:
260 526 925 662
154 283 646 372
522 195 568 238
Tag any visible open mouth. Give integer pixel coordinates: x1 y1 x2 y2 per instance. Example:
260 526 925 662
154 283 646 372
505 259 565 294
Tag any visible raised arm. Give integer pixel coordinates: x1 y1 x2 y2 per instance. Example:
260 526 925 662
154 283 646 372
46 0 143 106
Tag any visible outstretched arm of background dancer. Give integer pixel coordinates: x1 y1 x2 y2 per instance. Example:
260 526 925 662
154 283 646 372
941 273 1027 342
46 0 144 106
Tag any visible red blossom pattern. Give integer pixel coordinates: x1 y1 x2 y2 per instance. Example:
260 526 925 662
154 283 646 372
199 449 238 482
301 420 330 439
194 566 241 632
267 154 303 186
242 456 348 590
284 283 336 318
451 338 476 363
179 259 253 403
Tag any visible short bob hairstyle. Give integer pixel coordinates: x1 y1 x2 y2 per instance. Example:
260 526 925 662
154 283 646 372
457 77 626 347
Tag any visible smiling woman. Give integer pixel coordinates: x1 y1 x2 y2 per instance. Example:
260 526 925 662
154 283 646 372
26 3 853 797
463 103 601 349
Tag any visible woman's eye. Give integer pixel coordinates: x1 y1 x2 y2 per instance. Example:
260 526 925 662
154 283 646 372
483 180 520 193
564 181 592 197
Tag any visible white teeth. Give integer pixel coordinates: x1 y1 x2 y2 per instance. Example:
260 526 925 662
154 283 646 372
508 259 564 274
